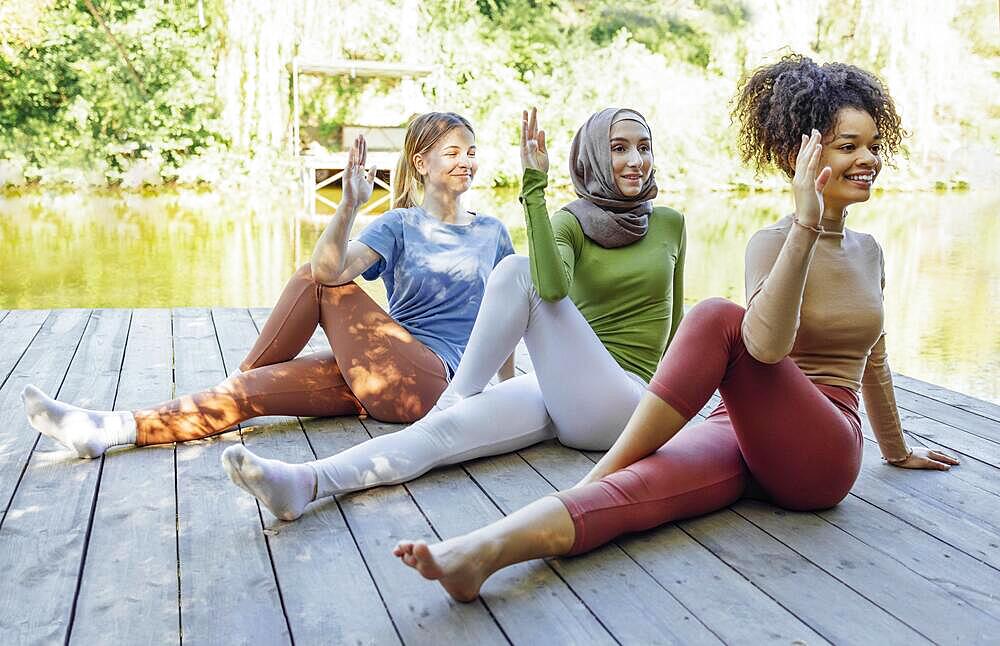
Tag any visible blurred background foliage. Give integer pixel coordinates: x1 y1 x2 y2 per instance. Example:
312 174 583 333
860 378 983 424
0 0 996 191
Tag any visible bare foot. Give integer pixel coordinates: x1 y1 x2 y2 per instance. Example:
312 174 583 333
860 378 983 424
393 538 491 603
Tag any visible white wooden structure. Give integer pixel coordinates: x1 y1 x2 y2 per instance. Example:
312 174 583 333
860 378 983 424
289 58 433 217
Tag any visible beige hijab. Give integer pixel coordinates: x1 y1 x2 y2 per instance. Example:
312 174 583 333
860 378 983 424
562 108 658 248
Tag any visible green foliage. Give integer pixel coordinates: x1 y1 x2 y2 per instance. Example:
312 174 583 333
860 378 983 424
0 0 995 191
588 4 712 68
0 0 225 185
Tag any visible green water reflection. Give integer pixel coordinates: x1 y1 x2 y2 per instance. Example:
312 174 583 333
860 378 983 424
1 188 997 403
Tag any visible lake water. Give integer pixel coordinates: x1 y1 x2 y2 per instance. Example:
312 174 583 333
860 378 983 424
1 187 997 404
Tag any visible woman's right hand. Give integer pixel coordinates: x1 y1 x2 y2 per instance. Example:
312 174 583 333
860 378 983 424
791 129 832 228
342 134 377 210
520 107 549 174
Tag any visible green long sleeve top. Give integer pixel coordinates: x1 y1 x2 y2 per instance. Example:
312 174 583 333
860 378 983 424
519 168 686 382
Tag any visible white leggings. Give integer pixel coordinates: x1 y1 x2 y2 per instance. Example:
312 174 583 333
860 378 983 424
311 255 647 498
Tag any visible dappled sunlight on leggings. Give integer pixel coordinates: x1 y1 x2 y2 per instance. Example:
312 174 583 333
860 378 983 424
133 264 448 445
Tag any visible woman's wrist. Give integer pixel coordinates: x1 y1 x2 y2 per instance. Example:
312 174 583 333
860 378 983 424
791 215 824 234
520 168 548 205
883 447 913 465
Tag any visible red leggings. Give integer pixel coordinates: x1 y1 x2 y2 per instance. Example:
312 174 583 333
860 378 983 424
556 298 863 555
133 264 448 445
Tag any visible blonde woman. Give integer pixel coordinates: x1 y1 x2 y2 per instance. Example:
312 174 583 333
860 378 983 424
218 106 687 522
23 112 515 459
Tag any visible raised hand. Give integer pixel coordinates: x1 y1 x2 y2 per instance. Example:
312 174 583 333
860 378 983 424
890 446 960 471
520 107 549 174
342 134 377 210
791 129 832 228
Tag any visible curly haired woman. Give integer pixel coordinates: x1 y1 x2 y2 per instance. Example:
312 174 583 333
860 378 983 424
392 55 958 602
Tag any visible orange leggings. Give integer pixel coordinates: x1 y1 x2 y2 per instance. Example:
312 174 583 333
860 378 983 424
133 264 449 446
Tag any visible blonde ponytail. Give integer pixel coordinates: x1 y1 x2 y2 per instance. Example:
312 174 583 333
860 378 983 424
392 151 421 209
393 112 475 209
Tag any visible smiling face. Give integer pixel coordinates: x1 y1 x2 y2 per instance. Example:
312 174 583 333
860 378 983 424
413 127 477 196
817 107 883 214
609 119 653 197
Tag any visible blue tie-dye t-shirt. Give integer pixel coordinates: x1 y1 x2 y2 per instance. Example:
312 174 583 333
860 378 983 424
358 207 515 374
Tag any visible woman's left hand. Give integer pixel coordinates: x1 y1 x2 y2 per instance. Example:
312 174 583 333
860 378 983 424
890 446 960 470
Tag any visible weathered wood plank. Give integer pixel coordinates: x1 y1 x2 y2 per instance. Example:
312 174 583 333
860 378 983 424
889 429 1000 497
818 495 1000 620
0 309 128 645
859 430 1000 526
889 407 1000 467
0 309 49 388
172 308 290 644
682 509 930 644
850 443 1000 570
363 422 616 645
71 309 180 645
0 310 91 512
862 420 1000 516
514 441 725 645
737 499 1000 643
893 387 1000 444
305 419 509 645
894 374 1000 424
869 405 1000 511
214 307 401 645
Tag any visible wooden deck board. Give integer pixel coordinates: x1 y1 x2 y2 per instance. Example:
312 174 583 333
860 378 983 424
71 309 180 645
0 310 91 511
735 499 1000 643
0 309 126 643
221 307 402 645
1 307 999 645
172 308 290 644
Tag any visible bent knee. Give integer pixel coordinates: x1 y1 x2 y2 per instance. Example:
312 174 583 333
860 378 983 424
488 254 531 287
688 297 745 321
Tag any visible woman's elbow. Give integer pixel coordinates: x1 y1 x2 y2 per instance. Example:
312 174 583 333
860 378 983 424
538 286 569 302
744 340 791 364
310 262 345 286
748 348 786 365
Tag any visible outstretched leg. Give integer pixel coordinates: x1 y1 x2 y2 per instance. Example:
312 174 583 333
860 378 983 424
24 351 363 457
134 351 363 446
394 495 574 602
23 261 448 456
222 373 554 520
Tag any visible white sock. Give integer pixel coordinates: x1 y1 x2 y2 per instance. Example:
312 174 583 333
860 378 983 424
21 384 136 458
221 445 317 521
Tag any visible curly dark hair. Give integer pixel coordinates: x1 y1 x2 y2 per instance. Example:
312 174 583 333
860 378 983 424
732 54 905 177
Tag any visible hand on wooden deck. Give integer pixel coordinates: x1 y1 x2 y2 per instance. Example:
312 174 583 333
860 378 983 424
890 446 960 471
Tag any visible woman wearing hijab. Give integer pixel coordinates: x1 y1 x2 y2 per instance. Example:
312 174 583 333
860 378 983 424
392 57 958 605
220 107 687 522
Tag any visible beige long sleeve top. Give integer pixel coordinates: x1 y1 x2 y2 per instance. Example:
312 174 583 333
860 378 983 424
743 215 909 461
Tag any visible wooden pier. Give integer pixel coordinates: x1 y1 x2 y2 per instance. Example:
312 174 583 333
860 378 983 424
0 308 997 644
